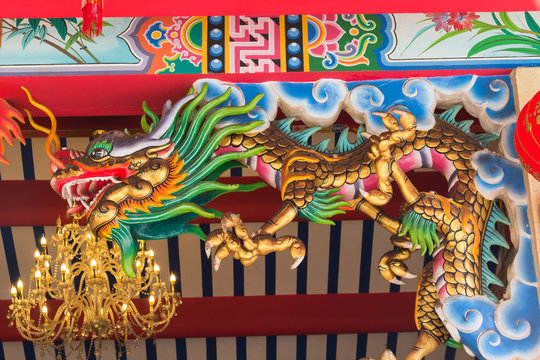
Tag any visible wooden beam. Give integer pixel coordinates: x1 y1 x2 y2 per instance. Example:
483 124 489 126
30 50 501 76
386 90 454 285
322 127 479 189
0 0 537 19
1 70 511 118
0 292 416 341
0 173 448 227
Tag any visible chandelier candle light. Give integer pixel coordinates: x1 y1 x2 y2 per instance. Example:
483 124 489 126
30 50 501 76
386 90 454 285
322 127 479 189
8 217 180 358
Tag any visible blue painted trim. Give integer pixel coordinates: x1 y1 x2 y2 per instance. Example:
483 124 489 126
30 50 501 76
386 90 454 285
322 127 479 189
296 222 308 295
327 222 341 294
115 341 127 360
358 221 374 293
325 334 337 360
167 237 182 293
356 333 368 359
54 341 65 360
230 167 242 177
296 335 307 360
175 338 187 360
386 332 398 355
20 139 35 180
22 342 36 360
206 337 217 360
266 336 276 360
233 260 245 296
32 226 46 252
199 224 213 297
1 227 20 284
236 337 246 360
265 253 276 295
145 339 157 360
83 340 96 360
445 345 457 360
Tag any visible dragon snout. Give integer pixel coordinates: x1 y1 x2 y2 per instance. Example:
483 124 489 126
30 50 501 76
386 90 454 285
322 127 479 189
50 148 84 174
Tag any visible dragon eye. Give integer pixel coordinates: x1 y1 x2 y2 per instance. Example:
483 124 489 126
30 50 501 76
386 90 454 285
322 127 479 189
90 147 109 160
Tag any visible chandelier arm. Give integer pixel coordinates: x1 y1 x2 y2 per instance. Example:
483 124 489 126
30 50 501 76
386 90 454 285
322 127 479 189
9 219 181 358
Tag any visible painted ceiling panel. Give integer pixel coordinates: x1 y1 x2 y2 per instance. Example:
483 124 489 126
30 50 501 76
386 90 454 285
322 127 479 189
0 7 535 356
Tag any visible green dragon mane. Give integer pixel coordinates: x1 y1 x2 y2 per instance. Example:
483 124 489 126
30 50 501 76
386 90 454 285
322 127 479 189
111 85 267 276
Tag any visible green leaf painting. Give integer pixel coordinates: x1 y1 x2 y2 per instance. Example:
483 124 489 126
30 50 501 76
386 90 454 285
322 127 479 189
406 12 540 58
2 18 112 64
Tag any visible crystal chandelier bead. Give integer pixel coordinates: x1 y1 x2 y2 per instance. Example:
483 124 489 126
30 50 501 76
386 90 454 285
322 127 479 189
8 217 181 359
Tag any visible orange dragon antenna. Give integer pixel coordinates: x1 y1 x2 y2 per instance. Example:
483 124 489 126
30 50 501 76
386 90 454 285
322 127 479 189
0 99 26 165
21 87 65 170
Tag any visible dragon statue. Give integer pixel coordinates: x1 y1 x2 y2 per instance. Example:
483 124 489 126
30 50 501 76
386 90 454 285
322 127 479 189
1 78 537 359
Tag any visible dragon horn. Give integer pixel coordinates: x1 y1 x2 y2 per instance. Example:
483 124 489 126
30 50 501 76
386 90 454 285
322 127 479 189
147 94 195 140
21 87 65 170
390 109 417 126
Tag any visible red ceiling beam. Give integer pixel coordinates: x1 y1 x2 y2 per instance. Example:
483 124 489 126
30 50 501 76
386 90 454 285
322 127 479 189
1 70 511 118
0 173 448 227
0 292 416 341
0 0 537 18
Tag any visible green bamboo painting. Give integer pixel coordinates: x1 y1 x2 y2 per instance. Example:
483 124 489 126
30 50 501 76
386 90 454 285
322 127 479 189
2 18 112 64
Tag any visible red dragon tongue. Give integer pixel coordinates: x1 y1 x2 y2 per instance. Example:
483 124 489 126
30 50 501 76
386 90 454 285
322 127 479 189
67 204 85 215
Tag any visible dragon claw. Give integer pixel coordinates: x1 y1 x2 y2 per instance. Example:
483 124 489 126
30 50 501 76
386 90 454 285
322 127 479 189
380 350 397 360
205 241 213 258
290 256 304 270
402 272 417 279
221 222 228 233
378 248 413 284
214 257 222 271
207 214 306 272
389 278 406 285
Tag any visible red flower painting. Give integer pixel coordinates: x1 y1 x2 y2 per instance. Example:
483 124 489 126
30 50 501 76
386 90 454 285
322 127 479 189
448 12 480 31
410 12 540 58
427 13 453 32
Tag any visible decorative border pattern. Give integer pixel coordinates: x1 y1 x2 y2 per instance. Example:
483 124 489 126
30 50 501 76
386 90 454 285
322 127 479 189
3 12 540 75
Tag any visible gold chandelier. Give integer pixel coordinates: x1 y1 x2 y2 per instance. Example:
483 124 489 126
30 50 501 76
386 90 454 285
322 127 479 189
8 217 181 358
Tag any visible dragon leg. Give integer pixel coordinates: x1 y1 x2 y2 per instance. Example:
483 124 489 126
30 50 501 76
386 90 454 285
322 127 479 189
350 197 400 235
407 262 449 360
206 203 306 269
406 331 441 360
364 109 418 207
378 247 417 285
256 200 299 235
390 160 421 205
350 198 420 284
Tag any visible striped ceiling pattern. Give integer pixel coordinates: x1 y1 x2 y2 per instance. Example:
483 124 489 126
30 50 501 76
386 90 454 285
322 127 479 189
0 128 472 360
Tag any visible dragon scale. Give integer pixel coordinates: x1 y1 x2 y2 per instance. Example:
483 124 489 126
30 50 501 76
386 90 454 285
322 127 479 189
32 87 508 359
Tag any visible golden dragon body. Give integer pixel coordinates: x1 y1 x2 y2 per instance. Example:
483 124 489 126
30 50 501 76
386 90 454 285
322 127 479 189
2 87 508 359
208 107 505 359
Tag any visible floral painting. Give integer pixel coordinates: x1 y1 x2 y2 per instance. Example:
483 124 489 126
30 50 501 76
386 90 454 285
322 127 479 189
306 14 385 71
400 12 540 58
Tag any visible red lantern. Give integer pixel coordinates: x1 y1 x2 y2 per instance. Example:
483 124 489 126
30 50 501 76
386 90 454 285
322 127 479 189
515 90 540 181
82 0 103 37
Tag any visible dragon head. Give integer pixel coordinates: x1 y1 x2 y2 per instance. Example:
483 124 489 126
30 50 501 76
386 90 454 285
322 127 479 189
46 85 266 277
50 132 174 216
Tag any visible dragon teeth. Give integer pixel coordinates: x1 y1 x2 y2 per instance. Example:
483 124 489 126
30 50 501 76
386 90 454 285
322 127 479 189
67 184 74 199
77 182 86 197
88 181 98 194
61 176 119 210
81 199 90 210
